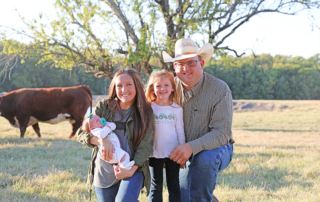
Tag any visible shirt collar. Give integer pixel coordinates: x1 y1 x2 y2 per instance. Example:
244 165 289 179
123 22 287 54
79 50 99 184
181 73 204 98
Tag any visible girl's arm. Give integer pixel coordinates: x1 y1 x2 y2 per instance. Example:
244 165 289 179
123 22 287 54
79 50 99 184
176 107 186 145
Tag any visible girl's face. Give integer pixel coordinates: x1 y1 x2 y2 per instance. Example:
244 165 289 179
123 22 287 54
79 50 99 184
153 78 174 102
115 74 137 108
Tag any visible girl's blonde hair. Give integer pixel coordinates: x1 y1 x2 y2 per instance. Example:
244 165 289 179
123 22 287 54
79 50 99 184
145 70 181 106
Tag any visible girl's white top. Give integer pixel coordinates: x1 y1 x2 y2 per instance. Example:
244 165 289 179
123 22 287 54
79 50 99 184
151 102 185 158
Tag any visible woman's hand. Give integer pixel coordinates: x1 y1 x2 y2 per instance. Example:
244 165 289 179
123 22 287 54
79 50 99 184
99 138 114 161
114 165 138 180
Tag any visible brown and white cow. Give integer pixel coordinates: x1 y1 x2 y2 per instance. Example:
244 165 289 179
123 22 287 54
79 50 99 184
0 85 92 138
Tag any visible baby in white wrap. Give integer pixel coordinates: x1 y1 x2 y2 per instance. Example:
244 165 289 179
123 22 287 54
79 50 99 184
82 114 134 170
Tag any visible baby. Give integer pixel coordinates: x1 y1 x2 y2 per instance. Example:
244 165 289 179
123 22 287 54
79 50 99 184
82 114 135 170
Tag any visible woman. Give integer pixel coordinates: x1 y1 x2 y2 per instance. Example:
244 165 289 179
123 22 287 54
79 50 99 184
77 68 154 202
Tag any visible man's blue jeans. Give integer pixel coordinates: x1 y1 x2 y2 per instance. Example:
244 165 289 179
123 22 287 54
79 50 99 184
179 143 234 202
94 170 143 202
149 157 181 202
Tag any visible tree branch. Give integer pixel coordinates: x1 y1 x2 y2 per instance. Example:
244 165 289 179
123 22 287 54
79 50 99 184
105 0 140 47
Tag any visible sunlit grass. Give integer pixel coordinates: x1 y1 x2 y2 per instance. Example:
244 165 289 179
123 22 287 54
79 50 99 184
1 100 319 201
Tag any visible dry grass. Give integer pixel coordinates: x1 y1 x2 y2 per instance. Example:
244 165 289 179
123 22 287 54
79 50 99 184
1 100 319 201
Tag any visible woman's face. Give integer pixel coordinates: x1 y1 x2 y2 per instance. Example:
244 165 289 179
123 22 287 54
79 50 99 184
115 74 137 108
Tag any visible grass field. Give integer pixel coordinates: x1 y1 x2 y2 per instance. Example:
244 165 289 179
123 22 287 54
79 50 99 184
1 100 319 202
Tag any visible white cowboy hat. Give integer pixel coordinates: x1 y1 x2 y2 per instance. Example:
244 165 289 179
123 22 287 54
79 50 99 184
162 38 214 63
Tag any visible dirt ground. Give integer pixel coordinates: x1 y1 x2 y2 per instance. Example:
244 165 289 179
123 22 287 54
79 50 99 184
0 93 290 113
92 95 107 106
233 101 290 112
92 95 291 113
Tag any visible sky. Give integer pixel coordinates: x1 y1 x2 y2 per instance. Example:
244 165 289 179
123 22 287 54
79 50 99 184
0 0 320 59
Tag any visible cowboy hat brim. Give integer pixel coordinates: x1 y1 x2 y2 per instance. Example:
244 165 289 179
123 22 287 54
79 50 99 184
162 43 214 63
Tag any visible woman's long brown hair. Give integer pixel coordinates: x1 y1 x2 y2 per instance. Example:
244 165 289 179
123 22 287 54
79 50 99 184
108 68 153 149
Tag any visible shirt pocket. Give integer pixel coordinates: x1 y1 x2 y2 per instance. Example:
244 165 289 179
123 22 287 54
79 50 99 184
192 108 209 133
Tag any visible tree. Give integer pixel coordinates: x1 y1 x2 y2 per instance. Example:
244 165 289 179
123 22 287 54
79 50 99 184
1 0 320 79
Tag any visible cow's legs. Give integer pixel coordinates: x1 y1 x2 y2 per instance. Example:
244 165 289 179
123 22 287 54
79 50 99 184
19 126 27 139
17 116 29 139
32 123 41 138
69 120 82 138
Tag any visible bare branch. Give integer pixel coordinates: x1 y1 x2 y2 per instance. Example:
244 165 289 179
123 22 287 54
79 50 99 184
105 0 140 46
115 48 129 55
0 25 36 40
220 46 256 58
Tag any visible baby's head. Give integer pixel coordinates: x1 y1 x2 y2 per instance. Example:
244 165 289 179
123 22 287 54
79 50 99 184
89 115 105 129
82 115 106 133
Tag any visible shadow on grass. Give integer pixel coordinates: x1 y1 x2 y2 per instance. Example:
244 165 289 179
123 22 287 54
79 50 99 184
2 190 62 202
233 151 302 159
0 137 92 201
0 137 91 177
219 165 313 191
235 143 315 150
1 182 91 202
241 128 318 133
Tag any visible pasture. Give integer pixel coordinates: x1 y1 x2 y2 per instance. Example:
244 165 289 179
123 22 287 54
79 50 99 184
0 100 319 202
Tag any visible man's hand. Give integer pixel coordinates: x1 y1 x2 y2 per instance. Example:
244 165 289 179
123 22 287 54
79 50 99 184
180 163 186 169
99 138 114 161
169 143 193 165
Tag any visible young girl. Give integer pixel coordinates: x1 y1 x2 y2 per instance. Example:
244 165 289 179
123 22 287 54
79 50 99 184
145 70 185 202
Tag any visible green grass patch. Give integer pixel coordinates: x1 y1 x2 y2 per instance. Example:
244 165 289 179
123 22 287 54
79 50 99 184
1 100 320 201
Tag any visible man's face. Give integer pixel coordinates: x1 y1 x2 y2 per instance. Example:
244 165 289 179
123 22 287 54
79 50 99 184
174 56 204 90
89 115 104 129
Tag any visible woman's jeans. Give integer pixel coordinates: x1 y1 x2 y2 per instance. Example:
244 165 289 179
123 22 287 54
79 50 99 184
179 143 234 202
149 157 181 202
94 171 143 202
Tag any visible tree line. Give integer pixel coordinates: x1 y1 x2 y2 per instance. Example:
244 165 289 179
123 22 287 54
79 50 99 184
0 53 110 95
1 50 319 100
205 54 320 100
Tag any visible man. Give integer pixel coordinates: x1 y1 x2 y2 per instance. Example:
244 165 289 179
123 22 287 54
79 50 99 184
164 38 235 202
